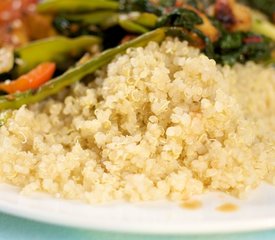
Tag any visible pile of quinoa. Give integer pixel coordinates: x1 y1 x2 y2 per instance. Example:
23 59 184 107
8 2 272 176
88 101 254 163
0 39 274 203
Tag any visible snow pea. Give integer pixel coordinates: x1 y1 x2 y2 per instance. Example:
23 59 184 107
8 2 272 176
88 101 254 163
134 13 158 28
37 0 119 14
15 35 101 76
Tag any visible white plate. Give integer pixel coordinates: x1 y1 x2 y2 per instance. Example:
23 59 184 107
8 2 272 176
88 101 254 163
0 183 275 234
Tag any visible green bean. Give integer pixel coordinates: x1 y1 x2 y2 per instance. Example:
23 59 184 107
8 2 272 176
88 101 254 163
0 28 166 111
119 19 149 34
63 11 119 25
100 13 120 29
37 0 119 14
15 35 101 76
134 13 158 28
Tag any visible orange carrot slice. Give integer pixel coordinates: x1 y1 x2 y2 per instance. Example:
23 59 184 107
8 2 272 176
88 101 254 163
0 62 56 94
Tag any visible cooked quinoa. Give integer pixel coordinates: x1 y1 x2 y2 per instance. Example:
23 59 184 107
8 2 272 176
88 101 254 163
0 39 274 203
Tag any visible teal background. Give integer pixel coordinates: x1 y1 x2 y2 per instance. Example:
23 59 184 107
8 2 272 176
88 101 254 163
0 212 274 240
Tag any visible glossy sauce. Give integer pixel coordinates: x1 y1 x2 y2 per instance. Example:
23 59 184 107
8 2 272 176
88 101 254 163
181 200 202 210
216 203 239 212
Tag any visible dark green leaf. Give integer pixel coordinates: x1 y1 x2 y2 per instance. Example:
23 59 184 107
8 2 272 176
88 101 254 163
157 8 203 30
119 0 162 15
219 33 243 51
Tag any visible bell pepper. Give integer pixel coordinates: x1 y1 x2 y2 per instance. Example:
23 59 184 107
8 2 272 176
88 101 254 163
0 62 56 94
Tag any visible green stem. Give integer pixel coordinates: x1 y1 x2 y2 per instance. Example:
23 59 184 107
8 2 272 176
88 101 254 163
15 35 101 76
0 28 166 111
251 11 275 41
134 13 158 28
63 11 118 25
119 19 149 34
37 0 119 13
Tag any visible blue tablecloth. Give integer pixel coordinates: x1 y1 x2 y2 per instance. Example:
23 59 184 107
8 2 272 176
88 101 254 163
0 212 274 240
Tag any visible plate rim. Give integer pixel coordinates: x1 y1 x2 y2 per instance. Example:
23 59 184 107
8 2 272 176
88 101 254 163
0 183 275 235
0 197 275 234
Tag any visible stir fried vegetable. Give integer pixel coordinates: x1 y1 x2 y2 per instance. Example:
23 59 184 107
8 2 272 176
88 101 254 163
41 0 275 64
0 0 275 111
0 62 56 94
37 0 119 13
0 28 165 110
15 35 100 75
251 11 275 41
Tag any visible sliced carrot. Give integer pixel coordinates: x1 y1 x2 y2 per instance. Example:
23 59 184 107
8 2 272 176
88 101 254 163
0 62 56 94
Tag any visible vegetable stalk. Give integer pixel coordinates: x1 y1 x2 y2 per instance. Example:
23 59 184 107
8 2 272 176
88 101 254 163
0 28 166 110
251 11 275 41
37 0 119 13
15 35 101 75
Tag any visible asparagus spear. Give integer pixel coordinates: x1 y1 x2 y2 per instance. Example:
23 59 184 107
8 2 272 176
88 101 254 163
0 28 166 111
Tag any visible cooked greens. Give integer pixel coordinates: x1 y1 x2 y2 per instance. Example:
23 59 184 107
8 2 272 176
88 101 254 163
45 0 275 65
157 8 203 29
1 0 275 110
0 28 165 110
15 35 101 75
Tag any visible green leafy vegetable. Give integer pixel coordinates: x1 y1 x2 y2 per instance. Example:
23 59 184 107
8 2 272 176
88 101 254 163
119 0 162 15
210 31 272 65
157 8 203 30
